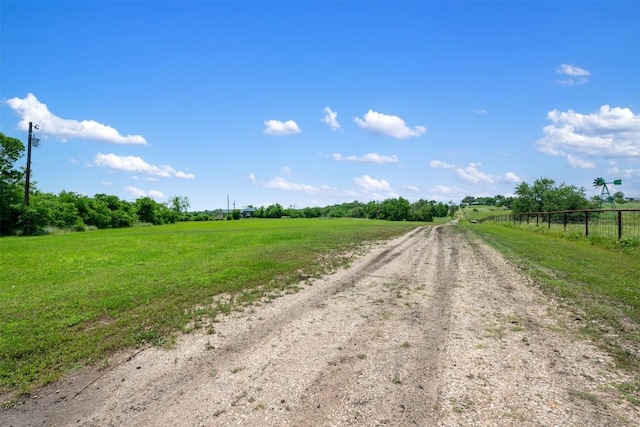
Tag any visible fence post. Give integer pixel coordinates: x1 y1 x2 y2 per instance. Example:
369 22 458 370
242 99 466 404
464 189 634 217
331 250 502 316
548 213 551 229
563 212 567 231
536 214 539 227
585 211 589 236
618 210 622 240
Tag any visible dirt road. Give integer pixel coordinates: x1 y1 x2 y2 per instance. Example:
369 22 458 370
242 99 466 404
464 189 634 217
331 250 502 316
4 225 638 426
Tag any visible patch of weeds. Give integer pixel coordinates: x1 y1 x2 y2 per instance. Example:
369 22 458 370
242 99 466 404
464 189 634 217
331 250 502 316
614 381 640 405
485 325 505 340
360 313 369 319
450 397 474 412
231 366 245 374
401 341 411 348
392 375 402 384
1 397 20 410
382 310 392 321
511 326 525 332
215 301 232 316
206 325 216 335
253 403 267 411
568 389 599 404
357 353 366 360
210 369 218 378
205 340 214 351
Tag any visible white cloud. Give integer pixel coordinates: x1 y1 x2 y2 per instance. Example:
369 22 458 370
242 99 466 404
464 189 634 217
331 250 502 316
455 163 494 184
555 63 591 85
433 184 454 195
101 181 114 186
263 177 325 195
280 166 292 175
354 175 391 191
556 63 590 77
147 189 165 199
94 153 195 179
432 160 522 187
566 154 597 169
474 109 488 115
321 107 341 131
263 119 301 136
69 158 78 164
124 186 165 200
332 152 399 164
124 186 147 198
248 173 257 183
503 172 522 183
430 160 455 169
536 105 640 160
174 171 194 179
406 185 420 192
354 110 426 139
5 93 147 145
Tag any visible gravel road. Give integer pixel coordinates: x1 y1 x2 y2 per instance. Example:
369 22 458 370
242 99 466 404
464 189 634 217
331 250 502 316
4 224 638 426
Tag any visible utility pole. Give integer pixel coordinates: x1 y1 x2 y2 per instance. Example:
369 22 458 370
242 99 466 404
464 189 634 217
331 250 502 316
24 122 33 206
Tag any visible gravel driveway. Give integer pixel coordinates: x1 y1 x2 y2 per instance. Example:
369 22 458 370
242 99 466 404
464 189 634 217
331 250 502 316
4 224 638 426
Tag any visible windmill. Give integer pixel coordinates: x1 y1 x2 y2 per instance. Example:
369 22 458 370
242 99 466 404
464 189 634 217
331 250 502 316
593 177 622 210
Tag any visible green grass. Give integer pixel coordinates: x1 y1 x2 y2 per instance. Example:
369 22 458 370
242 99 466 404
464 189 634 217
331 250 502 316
0 218 424 396
458 222 640 376
459 205 511 222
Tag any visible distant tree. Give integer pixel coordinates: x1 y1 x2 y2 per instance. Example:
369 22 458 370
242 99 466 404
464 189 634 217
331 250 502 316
512 178 590 213
135 197 161 224
169 195 190 214
461 196 476 205
265 203 284 218
232 209 241 220
0 132 26 235
613 191 625 199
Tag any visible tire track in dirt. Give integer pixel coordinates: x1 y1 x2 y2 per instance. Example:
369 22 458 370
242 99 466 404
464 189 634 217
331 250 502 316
285 225 458 426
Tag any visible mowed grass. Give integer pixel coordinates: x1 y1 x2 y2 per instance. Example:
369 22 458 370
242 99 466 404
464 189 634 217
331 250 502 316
0 218 423 396
458 222 640 374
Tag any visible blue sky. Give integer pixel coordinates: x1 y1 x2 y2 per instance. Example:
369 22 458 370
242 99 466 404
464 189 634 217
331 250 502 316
2 1 639 211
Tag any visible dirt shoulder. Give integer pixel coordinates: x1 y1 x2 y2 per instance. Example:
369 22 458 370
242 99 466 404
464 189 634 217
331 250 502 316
3 225 638 426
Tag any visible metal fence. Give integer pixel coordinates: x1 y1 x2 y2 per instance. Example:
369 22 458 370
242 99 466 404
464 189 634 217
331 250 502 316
480 209 640 240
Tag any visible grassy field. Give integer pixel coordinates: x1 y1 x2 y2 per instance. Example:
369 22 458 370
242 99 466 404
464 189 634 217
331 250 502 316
458 221 640 402
0 218 424 397
459 204 511 222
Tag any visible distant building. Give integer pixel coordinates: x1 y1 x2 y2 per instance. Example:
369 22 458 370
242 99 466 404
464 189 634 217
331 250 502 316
213 207 256 219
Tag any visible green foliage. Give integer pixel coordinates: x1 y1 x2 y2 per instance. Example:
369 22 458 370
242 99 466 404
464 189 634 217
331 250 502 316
232 209 241 220
512 177 591 213
264 203 284 218
0 133 26 235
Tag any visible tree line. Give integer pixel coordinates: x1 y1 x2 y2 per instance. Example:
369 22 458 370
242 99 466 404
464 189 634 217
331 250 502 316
2 131 632 236
247 198 455 221
1 132 192 235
